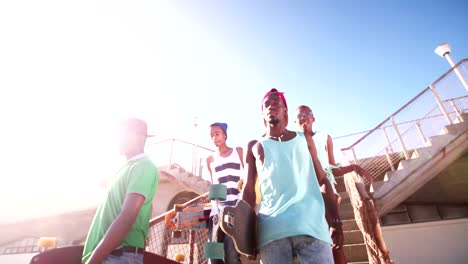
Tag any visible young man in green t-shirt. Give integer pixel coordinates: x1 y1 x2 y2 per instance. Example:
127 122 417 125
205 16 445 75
82 118 159 264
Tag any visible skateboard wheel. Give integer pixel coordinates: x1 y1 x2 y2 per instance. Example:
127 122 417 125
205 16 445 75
209 184 227 200
165 211 177 229
172 230 182 238
203 242 224 259
174 204 184 212
174 253 185 262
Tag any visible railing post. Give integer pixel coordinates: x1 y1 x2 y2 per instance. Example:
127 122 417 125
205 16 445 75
198 158 203 177
188 230 195 264
384 147 395 171
449 99 464 122
415 122 429 147
391 116 409 160
430 85 453 125
169 139 175 165
351 148 358 165
446 56 468 92
382 127 394 153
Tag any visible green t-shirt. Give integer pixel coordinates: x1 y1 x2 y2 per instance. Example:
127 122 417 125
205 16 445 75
82 156 159 264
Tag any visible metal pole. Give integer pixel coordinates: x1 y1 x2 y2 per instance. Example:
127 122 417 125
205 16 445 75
351 148 358 165
382 127 394 153
429 85 453 125
449 99 464 122
444 53 468 92
384 147 395 171
391 116 409 160
415 122 428 147
188 230 195 264
169 139 175 165
198 158 203 177
192 117 199 175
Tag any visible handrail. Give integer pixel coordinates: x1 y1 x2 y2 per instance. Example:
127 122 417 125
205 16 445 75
341 87 430 151
341 58 468 151
335 94 468 143
147 138 214 152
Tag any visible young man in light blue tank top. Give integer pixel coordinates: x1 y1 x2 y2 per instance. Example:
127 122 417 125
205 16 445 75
241 89 342 264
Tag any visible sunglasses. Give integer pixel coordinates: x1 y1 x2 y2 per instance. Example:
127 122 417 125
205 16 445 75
296 112 313 119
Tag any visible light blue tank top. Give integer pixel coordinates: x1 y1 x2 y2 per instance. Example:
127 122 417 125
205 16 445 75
257 132 332 248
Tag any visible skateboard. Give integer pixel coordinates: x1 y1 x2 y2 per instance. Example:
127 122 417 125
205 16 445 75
221 199 256 257
29 245 180 264
165 203 211 238
203 184 227 260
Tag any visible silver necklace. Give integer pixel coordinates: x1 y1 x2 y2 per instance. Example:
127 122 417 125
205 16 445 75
268 131 287 142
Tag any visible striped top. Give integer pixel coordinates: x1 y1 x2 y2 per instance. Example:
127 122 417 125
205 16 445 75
209 148 244 216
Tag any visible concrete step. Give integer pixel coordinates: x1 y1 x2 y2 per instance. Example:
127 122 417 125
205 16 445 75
428 133 456 149
370 180 386 193
344 230 364 244
383 170 396 181
344 243 368 262
339 202 355 220
339 191 350 204
343 219 359 232
410 146 439 160
441 118 468 135
336 176 346 193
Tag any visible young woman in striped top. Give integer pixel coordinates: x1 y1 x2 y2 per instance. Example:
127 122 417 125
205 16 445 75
206 122 244 264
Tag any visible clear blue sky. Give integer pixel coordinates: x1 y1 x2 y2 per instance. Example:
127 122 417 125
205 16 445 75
170 0 468 146
0 0 467 221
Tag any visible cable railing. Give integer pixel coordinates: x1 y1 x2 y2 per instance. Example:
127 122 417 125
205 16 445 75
146 138 214 179
339 59 468 185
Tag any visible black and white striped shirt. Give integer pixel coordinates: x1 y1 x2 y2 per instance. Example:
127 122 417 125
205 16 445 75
209 148 244 215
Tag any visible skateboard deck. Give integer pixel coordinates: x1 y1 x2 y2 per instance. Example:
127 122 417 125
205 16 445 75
220 199 256 257
29 245 180 264
165 204 211 231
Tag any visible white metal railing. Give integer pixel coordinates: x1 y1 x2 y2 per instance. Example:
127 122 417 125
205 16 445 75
338 58 468 185
146 138 214 179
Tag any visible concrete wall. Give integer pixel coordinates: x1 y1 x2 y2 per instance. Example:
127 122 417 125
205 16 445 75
382 218 468 264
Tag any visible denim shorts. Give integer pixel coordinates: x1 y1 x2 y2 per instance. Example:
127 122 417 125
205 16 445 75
103 252 143 264
260 235 333 264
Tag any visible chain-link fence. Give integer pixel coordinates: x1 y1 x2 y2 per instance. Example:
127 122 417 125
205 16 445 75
146 194 210 264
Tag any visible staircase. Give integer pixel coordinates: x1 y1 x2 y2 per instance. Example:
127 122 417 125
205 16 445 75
335 178 371 264
371 113 468 216
160 163 211 195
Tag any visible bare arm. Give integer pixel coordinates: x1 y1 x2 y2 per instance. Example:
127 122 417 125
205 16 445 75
241 140 259 208
206 155 214 184
87 193 145 264
328 136 373 182
236 147 244 168
304 134 341 222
